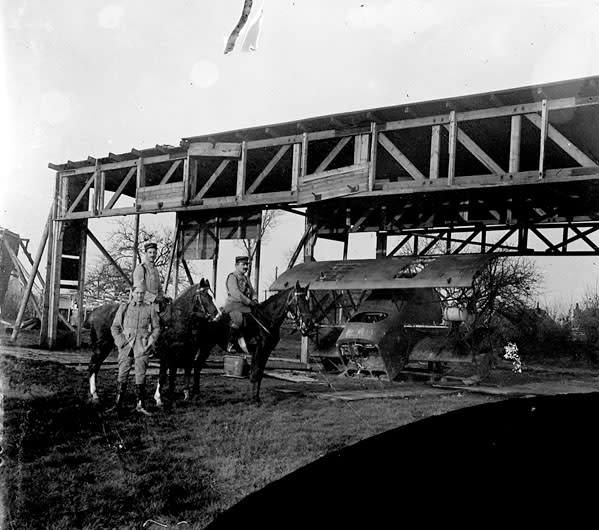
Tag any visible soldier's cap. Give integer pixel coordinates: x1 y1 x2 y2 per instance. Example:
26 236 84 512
144 241 158 251
235 255 250 264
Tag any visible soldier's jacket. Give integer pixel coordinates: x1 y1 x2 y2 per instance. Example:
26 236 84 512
110 300 160 356
133 261 164 304
223 270 255 314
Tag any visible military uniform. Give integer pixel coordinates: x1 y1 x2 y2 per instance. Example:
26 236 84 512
223 269 256 328
133 261 164 305
111 299 160 385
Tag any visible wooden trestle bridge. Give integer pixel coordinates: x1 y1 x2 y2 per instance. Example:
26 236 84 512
25 75 599 352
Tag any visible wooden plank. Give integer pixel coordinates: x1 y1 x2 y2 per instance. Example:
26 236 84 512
538 99 549 178
443 125 505 174
66 174 94 214
236 141 247 199
509 115 521 173
353 134 369 165
368 122 378 191
246 145 290 194
98 171 106 212
429 125 441 180
182 157 190 203
378 133 425 181
301 132 309 177
160 159 182 184
195 159 230 200
525 112 598 167
188 142 241 157
76 223 87 347
300 163 369 185
137 182 185 202
291 144 301 192
105 166 136 210
136 156 145 188
315 136 351 174
447 110 457 185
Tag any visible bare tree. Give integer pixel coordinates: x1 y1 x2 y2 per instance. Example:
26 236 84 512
84 219 188 302
236 209 280 277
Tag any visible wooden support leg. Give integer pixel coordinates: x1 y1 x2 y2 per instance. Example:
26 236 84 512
12 217 49 342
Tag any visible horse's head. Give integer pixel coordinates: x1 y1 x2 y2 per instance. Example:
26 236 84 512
191 278 219 320
286 281 314 336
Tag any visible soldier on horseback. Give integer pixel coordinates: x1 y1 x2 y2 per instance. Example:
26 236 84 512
222 255 258 353
110 285 161 415
133 241 166 308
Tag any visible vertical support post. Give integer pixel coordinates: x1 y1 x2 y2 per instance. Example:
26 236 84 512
173 228 181 297
93 161 101 215
98 170 106 213
254 213 262 299
413 235 419 256
182 156 190 203
518 225 529 253
132 213 140 280
48 176 66 349
189 157 198 200
40 186 57 347
291 144 301 193
354 133 369 165
447 110 457 185
562 225 569 254
300 215 316 365
480 228 486 254
376 233 387 258
368 122 378 191
136 156 145 189
212 219 220 293
236 141 247 199
538 99 548 179
76 223 87 347
301 133 309 177
429 125 441 179
509 115 521 173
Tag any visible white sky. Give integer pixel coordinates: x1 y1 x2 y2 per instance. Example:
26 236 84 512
1 0 599 307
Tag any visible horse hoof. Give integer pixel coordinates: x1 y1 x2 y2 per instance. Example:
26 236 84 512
183 390 190 402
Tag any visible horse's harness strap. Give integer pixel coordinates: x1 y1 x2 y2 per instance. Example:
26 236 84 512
249 313 271 335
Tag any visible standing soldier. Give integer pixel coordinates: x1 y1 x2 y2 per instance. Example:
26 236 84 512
222 255 258 352
133 241 165 306
110 286 160 415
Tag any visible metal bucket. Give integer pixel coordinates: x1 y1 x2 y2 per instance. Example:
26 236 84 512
223 355 248 377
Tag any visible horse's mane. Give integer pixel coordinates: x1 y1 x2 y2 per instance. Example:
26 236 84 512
257 287 293 319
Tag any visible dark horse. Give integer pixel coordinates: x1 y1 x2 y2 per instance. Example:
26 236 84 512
86 279 218 404
192 282 313 403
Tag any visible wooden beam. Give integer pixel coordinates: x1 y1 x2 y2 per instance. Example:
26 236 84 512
525 112 598 168
136 156 146 190
378 132 425 181
354 134 369 165
429 125 441 180
182 258 194 285
247 145 290 194
301 133 309 177
368 122 378 191
76 223 87 347
105 166 136 210
18 238 45 287
86 228 132 287
236 141 247 199
538 99 549 178
189 157 198 200
315 137 351 174
195 160 230 200
509 115 521 173
66 174 94 215
48 217 66 347
447 110 457 185
11 217 49 342
160 159 182 185
291 144 301 192
443 125 505 175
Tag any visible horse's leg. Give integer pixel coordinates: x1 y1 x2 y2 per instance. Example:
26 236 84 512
168 358 178 401
249 343 269 404
88 342 111 403
154 380 162 407
158 356 169 406
192 348 206 397
183 360 192 402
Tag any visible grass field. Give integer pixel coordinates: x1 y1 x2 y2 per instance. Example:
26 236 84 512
0 346 588 530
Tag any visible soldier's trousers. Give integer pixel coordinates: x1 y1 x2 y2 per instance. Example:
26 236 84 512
117 338 150 385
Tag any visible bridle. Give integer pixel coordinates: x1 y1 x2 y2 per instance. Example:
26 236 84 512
193 286 217 321
286 287 311 336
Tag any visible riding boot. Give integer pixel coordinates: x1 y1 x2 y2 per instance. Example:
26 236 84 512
226 327 239 353
108 382 127 412
135 383 152 416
